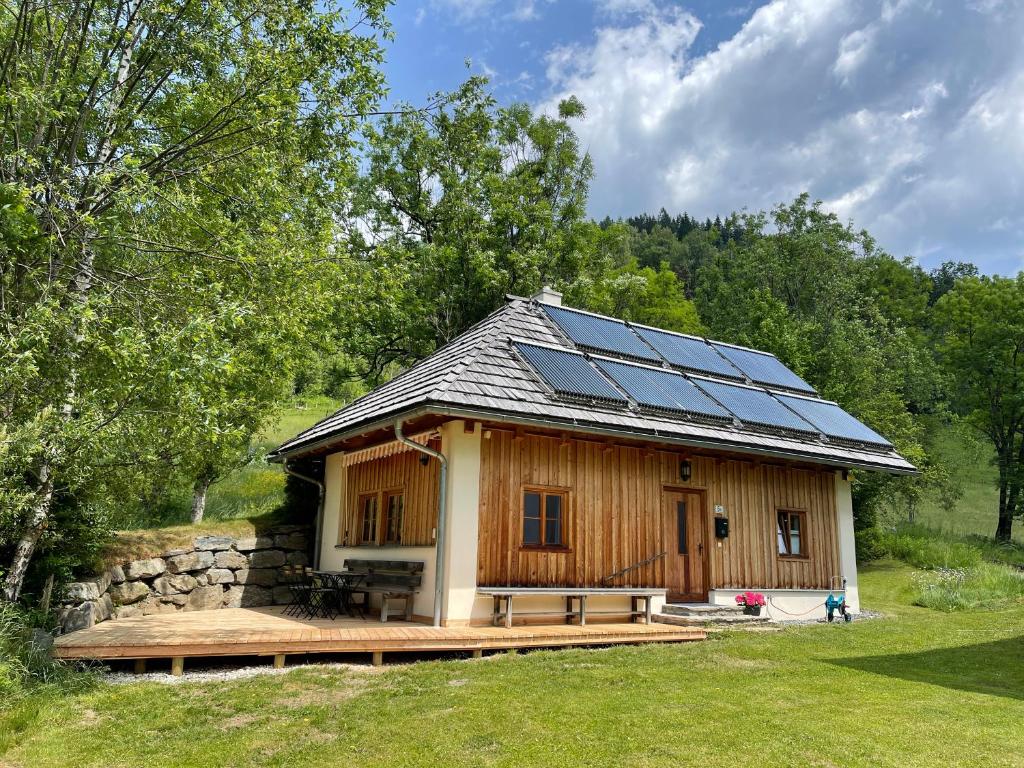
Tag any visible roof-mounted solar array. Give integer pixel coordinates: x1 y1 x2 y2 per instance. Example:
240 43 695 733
693 379 817 435
595 358 732 423
516 337 891 449
776 394 892 447
524 302 898 452
538 302 814 393
540 304 661 363
711 343 815 393
513 342 627 404
633 325 744 380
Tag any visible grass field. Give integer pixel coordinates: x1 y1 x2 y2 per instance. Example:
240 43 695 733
915 418 1023 543
200 396 346 519
2 562 1022 768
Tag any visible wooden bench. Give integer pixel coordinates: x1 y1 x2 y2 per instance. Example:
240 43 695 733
345 559 424 623
477 587 666 628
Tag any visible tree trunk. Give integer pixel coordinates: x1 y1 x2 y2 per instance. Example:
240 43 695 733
995 512 1014 542
191 475 212 524
2 463 54 603
996 469 1015 542
3 244 94 602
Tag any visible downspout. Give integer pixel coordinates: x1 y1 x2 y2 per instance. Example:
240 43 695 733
283 462 326 570
395 420 448 627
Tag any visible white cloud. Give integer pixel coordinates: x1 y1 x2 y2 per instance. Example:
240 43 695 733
833 27 874 83
540 0 1024 272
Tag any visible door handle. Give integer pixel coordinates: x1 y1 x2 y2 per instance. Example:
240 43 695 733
698 543 703 556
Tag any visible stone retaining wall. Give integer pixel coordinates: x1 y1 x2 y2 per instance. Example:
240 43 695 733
56 525 312 634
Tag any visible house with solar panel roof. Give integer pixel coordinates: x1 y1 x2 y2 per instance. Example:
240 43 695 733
271 288 915 627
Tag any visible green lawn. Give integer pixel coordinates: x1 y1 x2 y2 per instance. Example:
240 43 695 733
3 562 1022 768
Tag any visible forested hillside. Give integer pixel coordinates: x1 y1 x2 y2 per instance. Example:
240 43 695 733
2 3 1022 607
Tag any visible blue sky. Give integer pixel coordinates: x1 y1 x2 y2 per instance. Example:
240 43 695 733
380 1 1024 274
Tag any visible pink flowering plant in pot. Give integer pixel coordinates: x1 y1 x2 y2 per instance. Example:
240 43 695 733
735 591 767 616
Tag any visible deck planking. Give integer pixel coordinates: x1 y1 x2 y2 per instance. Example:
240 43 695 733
53 606 705 661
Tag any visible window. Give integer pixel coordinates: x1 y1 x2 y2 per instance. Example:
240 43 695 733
777 510 806 557
383 491 404 545
522 489 566 548
676 500 687 555
356 490 404 546
360 494 379 544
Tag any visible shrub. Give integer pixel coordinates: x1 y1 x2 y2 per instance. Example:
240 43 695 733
964 535 1024 568
855 527 886 563
877 525 981 569
0 603 96 707
911 563 1024 612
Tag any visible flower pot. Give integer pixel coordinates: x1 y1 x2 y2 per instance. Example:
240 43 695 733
742 604 762 616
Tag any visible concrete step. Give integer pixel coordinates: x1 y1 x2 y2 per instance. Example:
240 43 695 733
653 612 769 628
661 603 758 619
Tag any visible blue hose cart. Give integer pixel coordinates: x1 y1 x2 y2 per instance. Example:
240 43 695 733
825 577 853 622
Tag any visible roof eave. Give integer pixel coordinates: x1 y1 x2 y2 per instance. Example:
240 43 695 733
269 401 918 476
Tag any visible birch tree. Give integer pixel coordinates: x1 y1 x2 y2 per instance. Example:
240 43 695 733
0 0 389 601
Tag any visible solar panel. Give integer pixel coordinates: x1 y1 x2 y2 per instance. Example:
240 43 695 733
595 359 732 421
776 395 891 447
514 342 627 404
540 305 661 362
693 379 817 434
711 343 815 393
633 326 744 379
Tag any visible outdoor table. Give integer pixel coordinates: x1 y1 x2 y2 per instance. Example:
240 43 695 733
315 570 368 619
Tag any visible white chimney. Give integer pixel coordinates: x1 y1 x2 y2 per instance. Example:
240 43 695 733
532 286 562 306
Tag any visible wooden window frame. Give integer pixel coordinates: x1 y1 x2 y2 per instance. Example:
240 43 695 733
520 486 571 552
776 509 809 560
382 489 404 545
354 487 405 547
358 492 379 545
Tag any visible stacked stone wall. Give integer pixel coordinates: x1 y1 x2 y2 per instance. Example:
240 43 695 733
56 525 312 634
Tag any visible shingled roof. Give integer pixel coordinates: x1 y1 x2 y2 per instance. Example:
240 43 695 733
271 295 916 474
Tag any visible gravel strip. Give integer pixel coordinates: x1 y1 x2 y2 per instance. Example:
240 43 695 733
102 660 367 686
773 608 885 626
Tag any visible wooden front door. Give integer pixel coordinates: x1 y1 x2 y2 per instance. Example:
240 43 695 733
664 490 707 602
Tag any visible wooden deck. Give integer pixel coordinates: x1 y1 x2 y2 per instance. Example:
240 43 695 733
53 607 705 670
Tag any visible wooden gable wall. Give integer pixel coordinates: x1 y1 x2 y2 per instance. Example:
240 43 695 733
476 429 840 591
338 448 439 547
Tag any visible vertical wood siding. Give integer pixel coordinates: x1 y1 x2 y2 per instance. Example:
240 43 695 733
477 430 839 590
338 448 439 547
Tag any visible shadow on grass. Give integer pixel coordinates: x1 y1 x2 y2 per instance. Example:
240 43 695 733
829 636 1024 700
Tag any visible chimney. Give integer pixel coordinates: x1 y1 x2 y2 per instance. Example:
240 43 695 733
532 286 563 306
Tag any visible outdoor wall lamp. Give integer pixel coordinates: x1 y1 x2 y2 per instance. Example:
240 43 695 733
679 459 692 482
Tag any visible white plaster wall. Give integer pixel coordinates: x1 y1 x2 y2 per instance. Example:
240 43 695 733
440 421 482 625
324 544 437 619
834 471 860 613
318 452 345 568
318 449 439 619
468 593 658 625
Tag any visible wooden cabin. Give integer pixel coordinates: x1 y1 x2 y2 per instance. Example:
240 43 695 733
271 289 915 626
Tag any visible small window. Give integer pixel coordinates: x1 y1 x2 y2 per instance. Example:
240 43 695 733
360 494 379 544
383 491 404 545
676 500 687 555
522 489 566 548
777 510 806 558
